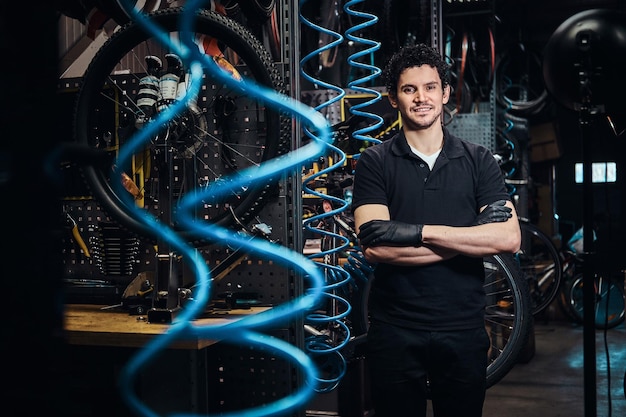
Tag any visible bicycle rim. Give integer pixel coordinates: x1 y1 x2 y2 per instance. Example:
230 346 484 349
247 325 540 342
569 274 626 330
74 8 289 245
518 221 563 315
484 253 533 388
557 276 582 322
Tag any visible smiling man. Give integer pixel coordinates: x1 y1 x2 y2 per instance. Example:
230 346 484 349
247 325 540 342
351 44 521 417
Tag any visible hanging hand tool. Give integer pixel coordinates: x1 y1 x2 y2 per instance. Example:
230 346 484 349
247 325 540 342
66 212 91 258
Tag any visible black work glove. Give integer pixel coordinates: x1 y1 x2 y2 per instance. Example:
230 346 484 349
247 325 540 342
357 220 423 246
473 200 512 225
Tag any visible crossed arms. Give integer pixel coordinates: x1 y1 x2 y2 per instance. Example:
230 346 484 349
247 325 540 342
353 200 521 266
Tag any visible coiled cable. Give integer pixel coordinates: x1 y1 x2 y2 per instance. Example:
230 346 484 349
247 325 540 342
343 0 383 152
299 0 354 392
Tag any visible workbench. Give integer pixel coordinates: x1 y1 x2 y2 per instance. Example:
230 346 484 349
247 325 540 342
63 304 272 416
64 303 270 349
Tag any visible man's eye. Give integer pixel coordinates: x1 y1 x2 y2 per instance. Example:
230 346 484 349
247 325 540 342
403 87 416 94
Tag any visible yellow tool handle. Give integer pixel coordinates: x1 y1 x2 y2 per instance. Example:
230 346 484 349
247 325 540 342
71 225 91 258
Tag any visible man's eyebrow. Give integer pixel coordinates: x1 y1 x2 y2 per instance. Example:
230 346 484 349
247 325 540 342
399 81 439 89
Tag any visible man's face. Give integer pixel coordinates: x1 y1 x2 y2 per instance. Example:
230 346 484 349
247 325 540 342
388 65 450 130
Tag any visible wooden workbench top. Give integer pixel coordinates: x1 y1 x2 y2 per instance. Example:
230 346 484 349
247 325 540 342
64 304 271 349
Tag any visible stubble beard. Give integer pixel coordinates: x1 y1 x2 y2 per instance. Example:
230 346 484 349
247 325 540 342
406 109 443 131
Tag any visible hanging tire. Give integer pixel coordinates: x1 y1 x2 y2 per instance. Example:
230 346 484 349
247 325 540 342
73 7 290 245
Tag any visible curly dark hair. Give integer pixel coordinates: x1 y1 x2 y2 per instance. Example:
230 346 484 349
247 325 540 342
382 44 451 98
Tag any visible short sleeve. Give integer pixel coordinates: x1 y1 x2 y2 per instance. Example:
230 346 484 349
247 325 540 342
351 146 389 211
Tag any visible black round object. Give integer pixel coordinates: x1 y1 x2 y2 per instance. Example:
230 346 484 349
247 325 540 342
543 9 626 112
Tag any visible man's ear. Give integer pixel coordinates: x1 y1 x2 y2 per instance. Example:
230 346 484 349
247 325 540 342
442 84 451 104
388 94 398 108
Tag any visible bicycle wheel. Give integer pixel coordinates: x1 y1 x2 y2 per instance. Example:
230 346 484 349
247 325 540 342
517 221 563 316
484 253 533 388
74 7 289 245
568 273 625 330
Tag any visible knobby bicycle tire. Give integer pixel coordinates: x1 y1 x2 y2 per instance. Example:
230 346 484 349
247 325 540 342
567 273 625 330
518 221 563 315
74 7 290 245
344 252 532 388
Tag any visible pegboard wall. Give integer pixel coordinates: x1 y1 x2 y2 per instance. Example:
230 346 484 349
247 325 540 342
204 328 298 413
447 106 496 152
302 87 397 128
61 174 296 307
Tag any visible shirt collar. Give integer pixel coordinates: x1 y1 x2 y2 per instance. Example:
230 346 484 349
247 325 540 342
390 127 465 159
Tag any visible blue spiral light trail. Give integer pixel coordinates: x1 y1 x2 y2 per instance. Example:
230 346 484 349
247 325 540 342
112 1 333 416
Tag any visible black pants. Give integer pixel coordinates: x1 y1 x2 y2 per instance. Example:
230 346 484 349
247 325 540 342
366 321 490 417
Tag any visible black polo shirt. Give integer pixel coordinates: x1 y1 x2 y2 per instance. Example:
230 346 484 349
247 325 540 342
351 127 510 331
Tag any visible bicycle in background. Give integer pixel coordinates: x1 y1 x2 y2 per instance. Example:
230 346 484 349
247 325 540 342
557 228 625 330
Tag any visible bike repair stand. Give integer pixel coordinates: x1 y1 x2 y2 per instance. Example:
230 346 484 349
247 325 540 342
147 242 182 324
574 31 607 417
147 140 182 324
577 102 598 417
